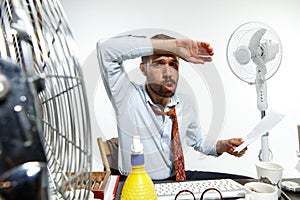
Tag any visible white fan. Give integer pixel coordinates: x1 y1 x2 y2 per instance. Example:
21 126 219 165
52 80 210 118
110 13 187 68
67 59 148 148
226 21 282 161
0 0 92 199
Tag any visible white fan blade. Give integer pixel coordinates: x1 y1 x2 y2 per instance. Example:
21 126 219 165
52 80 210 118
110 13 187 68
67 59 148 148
248 28 267 56
248 28 267 67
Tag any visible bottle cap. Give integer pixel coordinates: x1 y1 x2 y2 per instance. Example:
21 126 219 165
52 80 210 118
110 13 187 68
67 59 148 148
131 136 144 165
131 136 143 153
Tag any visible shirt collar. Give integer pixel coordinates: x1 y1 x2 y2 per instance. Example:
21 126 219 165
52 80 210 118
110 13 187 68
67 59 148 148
142 84 179 108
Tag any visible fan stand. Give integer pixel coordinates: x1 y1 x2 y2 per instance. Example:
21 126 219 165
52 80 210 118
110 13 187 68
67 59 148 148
259 111 273 162
255 64 273 162
226 21 282 163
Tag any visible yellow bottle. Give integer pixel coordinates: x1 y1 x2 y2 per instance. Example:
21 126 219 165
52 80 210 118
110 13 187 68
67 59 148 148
121 136 157 200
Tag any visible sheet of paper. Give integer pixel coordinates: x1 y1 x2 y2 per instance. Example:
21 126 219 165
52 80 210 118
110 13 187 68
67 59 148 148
234 109 284 152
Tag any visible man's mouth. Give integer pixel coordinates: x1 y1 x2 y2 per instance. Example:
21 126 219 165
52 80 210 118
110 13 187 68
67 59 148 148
164 81 176 91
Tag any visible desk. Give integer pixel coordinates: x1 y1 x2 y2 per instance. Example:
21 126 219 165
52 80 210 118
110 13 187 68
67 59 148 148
115 178 300 199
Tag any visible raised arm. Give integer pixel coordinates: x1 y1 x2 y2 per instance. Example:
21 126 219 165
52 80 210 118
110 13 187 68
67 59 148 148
151 39 214 64
97 35 153 101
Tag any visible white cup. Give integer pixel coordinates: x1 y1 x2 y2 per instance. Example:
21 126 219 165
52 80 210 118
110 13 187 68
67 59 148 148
255 162 283 197
244 182 278 200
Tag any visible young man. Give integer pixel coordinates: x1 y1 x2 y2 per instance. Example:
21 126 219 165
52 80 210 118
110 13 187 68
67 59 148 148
97 33 249 181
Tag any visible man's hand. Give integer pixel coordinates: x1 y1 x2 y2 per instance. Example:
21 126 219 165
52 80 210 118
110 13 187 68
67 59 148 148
175 39 214 64
151 39 214 64
216 138 247 157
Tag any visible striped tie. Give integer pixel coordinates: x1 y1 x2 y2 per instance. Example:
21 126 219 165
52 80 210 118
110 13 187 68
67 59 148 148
150 104 186 181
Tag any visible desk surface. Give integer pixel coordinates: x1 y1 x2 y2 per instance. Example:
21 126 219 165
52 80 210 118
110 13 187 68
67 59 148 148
115 178 300 199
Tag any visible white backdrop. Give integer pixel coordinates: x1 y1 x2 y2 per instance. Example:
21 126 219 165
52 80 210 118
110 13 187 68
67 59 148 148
61 0 300 178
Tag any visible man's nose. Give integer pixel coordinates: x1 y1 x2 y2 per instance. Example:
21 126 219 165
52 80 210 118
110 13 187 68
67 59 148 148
162 65 172 76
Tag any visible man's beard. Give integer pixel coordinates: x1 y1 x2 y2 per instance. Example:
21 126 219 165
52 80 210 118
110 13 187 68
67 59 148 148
148 80 177 98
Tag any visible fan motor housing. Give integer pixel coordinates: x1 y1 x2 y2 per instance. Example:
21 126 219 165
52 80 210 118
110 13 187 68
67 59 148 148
0 58 48 199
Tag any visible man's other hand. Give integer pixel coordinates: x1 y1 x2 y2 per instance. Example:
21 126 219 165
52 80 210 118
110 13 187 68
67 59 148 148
216 138 248 157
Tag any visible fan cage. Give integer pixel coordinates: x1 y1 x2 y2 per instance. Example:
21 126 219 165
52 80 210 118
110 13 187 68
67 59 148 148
226 21 282 84
0 0 92 199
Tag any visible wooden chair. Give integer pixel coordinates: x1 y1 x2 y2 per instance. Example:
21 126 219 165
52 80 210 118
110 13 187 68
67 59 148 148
97 137 120 175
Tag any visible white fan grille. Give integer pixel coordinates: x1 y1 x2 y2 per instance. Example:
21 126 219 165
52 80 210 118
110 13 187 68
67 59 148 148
226 21 282 84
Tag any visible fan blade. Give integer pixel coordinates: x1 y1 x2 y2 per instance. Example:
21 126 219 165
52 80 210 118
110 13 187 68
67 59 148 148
248 28 267 66
249 28 267 53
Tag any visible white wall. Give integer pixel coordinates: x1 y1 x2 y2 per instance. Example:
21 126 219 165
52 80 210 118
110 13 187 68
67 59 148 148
61 0 300 178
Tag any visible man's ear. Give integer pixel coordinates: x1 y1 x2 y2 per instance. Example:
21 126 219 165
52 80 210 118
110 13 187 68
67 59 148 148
140 63 147 76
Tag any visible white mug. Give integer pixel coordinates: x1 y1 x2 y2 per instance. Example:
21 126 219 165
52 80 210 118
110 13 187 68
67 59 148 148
244 182 278 200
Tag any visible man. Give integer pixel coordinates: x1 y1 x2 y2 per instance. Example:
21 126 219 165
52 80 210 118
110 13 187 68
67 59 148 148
97 33 249 181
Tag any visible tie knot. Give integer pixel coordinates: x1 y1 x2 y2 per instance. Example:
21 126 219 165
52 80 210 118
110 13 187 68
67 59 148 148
166 106 176 118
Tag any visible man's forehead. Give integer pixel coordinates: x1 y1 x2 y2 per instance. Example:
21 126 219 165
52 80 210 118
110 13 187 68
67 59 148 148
149 54 178 62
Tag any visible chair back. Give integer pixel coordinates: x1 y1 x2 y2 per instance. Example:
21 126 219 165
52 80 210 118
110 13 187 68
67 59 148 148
97 137 120 175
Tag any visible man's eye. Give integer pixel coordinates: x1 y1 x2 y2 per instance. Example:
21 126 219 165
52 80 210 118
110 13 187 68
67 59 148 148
169 63 178 68
152 63 163 68
151 62 178 69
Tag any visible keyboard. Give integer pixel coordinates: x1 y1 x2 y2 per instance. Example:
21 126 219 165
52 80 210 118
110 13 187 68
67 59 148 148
154 179 247 199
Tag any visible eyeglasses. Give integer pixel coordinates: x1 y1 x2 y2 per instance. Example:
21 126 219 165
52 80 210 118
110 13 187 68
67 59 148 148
174 188 224 200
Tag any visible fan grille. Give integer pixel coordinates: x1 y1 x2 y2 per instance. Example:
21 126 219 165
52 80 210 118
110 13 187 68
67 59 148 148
226 21 282 84
0 0 92 199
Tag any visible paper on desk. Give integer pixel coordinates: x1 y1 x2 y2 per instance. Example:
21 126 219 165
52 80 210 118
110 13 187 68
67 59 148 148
234 109 284 153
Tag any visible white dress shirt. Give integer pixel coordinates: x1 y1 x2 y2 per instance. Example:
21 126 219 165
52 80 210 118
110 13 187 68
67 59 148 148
97 35 218 180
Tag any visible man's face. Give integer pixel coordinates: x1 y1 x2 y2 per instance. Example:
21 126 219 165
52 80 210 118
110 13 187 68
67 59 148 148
144 55 179 98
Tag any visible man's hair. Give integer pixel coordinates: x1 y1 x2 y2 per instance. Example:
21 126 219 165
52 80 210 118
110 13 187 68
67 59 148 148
151 34 175 40
141 34 176 64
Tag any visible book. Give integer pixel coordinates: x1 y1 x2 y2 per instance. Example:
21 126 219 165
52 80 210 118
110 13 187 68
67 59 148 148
103 175 120 200
90 172 120 200
65 171 120 200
